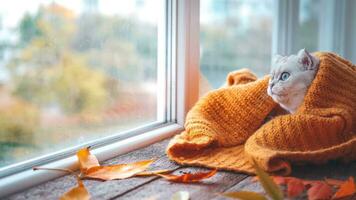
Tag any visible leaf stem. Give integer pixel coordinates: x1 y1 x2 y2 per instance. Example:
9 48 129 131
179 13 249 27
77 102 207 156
33 167 74 174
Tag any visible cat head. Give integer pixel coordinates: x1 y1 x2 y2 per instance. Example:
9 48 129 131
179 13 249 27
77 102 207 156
267 49 319 113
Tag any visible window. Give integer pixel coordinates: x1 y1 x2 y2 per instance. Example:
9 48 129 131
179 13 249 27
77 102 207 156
200 0 355 95
295 0 320 52
200 0 273 94
0 0 169 175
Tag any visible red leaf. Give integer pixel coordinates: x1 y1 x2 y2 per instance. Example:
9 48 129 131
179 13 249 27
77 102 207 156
158 169 217 183
307 182 333 200
287 178 305 198
333 177 356 199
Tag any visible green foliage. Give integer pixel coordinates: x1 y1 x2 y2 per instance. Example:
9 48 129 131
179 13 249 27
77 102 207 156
18 13 42 46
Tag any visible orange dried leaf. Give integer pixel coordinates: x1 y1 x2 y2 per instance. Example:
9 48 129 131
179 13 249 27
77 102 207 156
135 169 173 176
307 182 333 200
158 169 217 183
333 177 356 199
60 177 90 200
76 147 99 172
287 178 305 198
83 160 154 181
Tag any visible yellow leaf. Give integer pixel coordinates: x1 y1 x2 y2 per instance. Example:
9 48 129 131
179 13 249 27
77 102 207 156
76 147 99 173
171 191 190 200
252 160 284 200
222 191 267 200
60 177 90 200
82 160 154 181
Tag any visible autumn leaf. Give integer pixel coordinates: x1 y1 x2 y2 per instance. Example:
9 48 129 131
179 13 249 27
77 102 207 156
76 147 99 173
252 160 284 200
333 177 356 199
307 182 333 200
33 167 90 200
222 191 267 200
171 191 190 200
158 169 217 183
287 178 305 198
135 169 173 176
60 177 90 200
82 159 154 181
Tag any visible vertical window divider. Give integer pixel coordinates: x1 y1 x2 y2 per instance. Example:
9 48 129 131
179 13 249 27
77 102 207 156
157 0 169 123
272 0 299 56
318 0 347 56
344 0 356 62
175 0 200 126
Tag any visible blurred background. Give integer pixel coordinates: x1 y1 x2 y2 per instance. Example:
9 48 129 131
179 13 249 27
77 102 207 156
0 0 160 167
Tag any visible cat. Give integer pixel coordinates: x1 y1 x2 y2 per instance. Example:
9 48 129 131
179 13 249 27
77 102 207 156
267 49 320 113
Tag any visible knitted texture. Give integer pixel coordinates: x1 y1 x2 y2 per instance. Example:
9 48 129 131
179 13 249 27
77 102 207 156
167 52 356 175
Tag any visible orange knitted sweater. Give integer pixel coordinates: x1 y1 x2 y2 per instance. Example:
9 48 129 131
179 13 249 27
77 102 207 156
166 52 356 175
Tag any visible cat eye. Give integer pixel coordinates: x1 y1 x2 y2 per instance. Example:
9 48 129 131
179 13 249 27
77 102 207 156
280 72 290 81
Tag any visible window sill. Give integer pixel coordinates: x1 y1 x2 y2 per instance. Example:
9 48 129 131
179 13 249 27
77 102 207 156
7 134 356 199
0 123 183 198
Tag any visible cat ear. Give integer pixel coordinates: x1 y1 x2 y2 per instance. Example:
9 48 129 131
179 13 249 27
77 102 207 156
297 49 314 70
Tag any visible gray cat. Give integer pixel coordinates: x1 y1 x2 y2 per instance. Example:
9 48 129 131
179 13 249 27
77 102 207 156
267 49 320 113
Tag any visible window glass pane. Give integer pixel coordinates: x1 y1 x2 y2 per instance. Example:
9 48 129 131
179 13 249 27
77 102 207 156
0 0 163 168
200 0 273 94
295 0 320 52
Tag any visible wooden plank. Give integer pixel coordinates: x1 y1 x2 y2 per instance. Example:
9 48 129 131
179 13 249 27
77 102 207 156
115 167 247 200
7 139 180 200
212 176 265 200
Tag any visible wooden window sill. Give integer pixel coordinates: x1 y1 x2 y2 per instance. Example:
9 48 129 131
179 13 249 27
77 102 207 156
7 139 356 200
